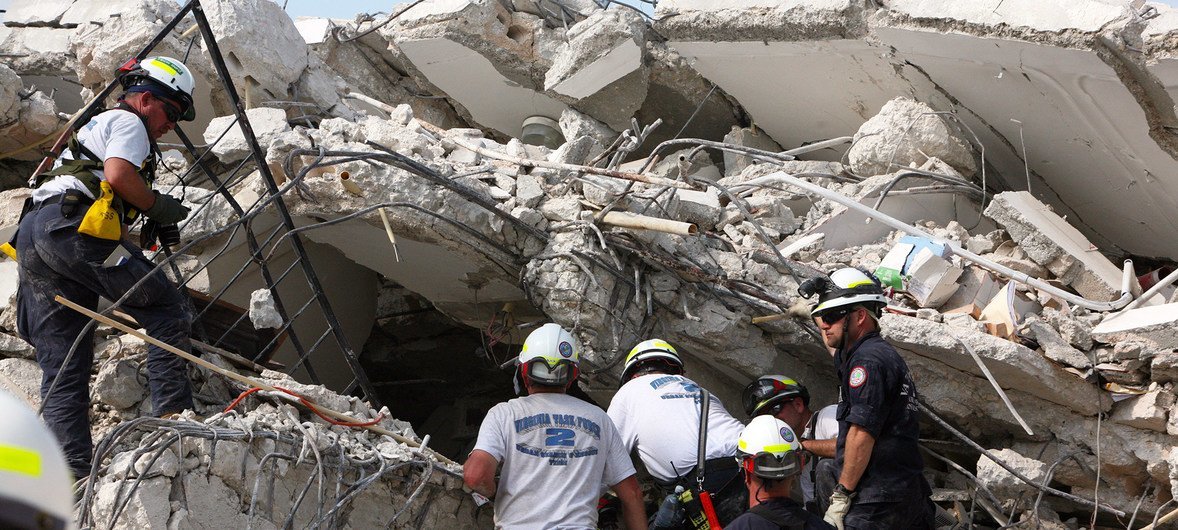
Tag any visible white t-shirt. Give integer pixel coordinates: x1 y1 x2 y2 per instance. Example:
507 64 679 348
607 374 745 483
800 404 839 503
473 392 635 530
34 109 151 203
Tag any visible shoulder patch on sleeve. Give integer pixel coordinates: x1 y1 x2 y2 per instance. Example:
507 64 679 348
849 366 868 388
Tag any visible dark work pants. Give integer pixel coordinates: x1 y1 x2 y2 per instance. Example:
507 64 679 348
814 457 936 530
15 200 194 478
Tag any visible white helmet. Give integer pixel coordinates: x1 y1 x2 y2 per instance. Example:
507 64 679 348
518 323 580 387
736 415 804 480
119 56 197 121
619 338 684 386
800 267 888 318
0 390 77 530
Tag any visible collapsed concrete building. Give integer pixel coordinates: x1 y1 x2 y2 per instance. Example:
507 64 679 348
1 0 1178 527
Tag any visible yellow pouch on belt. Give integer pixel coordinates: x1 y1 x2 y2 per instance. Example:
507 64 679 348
77 181 122 241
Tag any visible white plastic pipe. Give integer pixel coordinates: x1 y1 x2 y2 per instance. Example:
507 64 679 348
601 211 698 236
735 172 1135 312
1123 267 1178 311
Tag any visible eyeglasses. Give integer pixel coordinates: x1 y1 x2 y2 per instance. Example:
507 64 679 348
161 101 183 123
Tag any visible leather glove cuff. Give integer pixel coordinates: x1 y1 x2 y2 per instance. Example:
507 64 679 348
144 191 190 225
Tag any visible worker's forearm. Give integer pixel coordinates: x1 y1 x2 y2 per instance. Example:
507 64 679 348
462 450 499 498
613 476 647 530
802 438 836 459
838 425 875 491
105 159 156 211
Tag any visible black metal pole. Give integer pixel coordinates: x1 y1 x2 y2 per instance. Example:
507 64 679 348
189 0 380 406
173 127 320 382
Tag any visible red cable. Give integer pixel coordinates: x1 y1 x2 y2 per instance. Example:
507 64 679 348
223 386 386 428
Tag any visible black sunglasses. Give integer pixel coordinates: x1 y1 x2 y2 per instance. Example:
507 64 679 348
815 307 855 325
162 101 183 123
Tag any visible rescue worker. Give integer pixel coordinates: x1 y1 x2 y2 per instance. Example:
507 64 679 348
725 415 833 530
742 376 838 512
15 56 198 480
464 323 646 529
0 389 78 530
798 267 935 529
607 339 748 525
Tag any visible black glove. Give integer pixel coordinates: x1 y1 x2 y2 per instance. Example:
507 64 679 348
158 223 181 248
143 192 190 224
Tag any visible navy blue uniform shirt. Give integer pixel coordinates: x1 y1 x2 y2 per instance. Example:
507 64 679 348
724 497 834 530
833 332 926 503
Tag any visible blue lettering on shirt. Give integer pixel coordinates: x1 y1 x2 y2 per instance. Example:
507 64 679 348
649 375 681 389
514 413 552 433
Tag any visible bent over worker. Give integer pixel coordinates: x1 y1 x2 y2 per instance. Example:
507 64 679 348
608 339 748 526
725 415 833 530
464 323 646 530
799 267 935 529
15 56 197 480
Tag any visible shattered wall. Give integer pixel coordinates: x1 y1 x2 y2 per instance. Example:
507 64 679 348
3 0 1178 527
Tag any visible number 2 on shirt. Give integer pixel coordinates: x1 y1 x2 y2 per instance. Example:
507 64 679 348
545 428 575 447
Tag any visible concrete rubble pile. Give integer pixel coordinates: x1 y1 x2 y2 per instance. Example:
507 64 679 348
3 0 1178 527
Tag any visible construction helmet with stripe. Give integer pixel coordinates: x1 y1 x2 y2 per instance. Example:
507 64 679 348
0 389 77 530
119 56 197 121
518 323 580 388
742 375 810 418
619 338 683 386
801 267 887 318
736 415 803 481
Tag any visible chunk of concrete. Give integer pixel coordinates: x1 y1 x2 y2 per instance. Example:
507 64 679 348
669 189 722 231
94 359 146 410
516 173 546 207
976 448 1048 499
249 289 284 330
0 358 41 409
559 108 617 149
92 477 171 530
722 126 783 178
984 192 1127 302
1093 303 1178 350
202 108 292 163
201 0 309 100
848 97 976 178
545 9 647 100
0 333 33 359
1110 387 1173 433
4 0 73 26
1152 352 1178 383
881 313 1108 415
0 65 23 125
1023 318 1091 370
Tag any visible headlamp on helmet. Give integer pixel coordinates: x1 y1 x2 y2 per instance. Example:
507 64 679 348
807 267 888 318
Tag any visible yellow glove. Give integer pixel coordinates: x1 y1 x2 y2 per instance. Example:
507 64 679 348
823 489 854 530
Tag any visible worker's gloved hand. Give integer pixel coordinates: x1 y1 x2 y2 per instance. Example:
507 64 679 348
143 192 190 225
651 487 686 529
824 490 854 530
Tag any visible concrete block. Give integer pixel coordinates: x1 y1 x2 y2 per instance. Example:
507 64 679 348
516 174 545 207
0 332 33 359
1024 318 1091 370
201 0 310 98
539 196 582 222
0 358 41 409
1110 387 1174 433
4 0 73 26
202 108 291 163
559 108 617 149
1093 303 1178 350
93 477 171 530
545 9 647 100
722 125 783 178
849 97 976 178
1151 352 1178 383
882 313 1108 415
94 359 146 410
669 188 722 230
976 448 1048 499
984 192 1126 302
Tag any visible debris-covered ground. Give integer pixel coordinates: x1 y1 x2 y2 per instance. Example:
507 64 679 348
2 0 1178 527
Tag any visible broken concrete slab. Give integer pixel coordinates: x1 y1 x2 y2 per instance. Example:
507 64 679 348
544 9 647 101
882 313 1109 415
202 107 292 163
1152 352 1178 384
1024 318 1092 370
0 358 41 409
984 192 1128 302
722 125 783 178
1093 303 1178 350
4 0 74 27
94 360 146 410
848 97 976 178
976 448 1048 499
1110 387 1174 433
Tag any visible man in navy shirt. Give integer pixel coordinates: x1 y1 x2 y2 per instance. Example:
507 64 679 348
725 415 832 530
799 268 934 530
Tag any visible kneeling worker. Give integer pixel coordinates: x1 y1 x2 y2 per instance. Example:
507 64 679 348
725 415 833 530
464 323 646 529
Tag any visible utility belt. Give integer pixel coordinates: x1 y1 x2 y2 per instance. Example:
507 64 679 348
656 457 740 490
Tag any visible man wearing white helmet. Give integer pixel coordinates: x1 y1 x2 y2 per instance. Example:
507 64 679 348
464 323 646 529
15 56 198 479
741 376 838 512
0 389 78 530
607 338 748 525
726 416 833 529
798 268 934 529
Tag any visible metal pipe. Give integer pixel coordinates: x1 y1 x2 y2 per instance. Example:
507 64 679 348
735 172 1135 312
781 136 853 157
600 211 697 236
1123 267 1178 311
